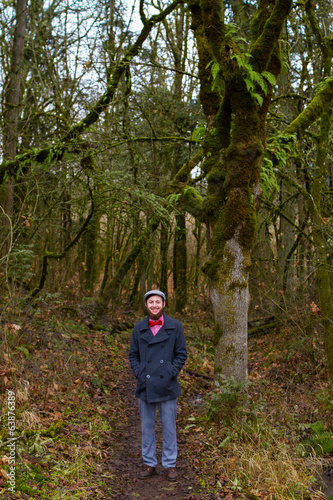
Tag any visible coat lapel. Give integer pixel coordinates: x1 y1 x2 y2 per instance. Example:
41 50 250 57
140 314 176 344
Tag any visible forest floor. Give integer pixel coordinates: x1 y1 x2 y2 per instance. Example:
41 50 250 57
0 298 333 499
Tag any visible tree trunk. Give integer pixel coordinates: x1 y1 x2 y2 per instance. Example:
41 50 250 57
84 213 100 294
193 219 202 289
309 103 333 379
211 239 251 381
1 0 27 255
173 210 187 311
187 0 292 382
160 225 169 297
170 5 188 312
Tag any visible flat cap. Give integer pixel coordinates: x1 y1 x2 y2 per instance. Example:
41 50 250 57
144 290 166 302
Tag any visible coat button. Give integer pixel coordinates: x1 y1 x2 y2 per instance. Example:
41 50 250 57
146 374 150 378
160 360 164 363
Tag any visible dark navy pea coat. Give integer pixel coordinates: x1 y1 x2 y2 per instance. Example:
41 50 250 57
129 314 187 403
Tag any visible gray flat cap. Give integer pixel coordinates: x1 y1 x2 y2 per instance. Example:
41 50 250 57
144 290 166 302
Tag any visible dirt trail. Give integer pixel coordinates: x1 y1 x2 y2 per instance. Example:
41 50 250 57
106 364 205 499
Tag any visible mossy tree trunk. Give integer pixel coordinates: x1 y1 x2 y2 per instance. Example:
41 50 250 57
166 5 189 312
310 103 333 380
187 0 292 381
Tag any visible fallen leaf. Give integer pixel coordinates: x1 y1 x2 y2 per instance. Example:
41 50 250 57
0 469 9 480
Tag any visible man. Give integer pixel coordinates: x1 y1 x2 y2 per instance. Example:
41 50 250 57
129 290 187 481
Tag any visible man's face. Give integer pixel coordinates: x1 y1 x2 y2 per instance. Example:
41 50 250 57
146 295 165 319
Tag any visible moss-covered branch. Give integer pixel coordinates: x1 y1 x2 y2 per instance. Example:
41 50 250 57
283 78 333 136
188 0 221 125
250 0 292 73
167 149 206 221
64 0 184 140
170 149 203 187
305 0 324 51
305 0 332 76
271 93 307 103
179 186 205 222
199 0 226 63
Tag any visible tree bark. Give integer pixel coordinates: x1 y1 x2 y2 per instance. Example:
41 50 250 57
1 0 27 254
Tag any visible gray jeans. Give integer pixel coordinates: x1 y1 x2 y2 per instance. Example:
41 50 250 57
138 398 177 469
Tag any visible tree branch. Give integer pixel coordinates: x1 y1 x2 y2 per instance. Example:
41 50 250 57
250 0 293 73
283 78 333 136
29 188 94 298
0 0 184 181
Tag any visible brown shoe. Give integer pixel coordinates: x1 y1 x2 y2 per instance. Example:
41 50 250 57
165 467 178 481
139 465 156 480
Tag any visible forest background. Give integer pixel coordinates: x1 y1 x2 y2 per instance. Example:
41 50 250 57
0 0 333 498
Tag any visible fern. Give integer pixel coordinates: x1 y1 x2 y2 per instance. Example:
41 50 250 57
231 53 276 106
206 51 277 105
260 157 279 199
266 132 297 168
244 78 254 92
192 120 206 142
211 61 220 80
262 71 277 86
253 93 263 106
206 60 222 91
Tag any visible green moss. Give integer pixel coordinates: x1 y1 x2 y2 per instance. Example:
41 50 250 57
191 18 221 120
202 256 220 281
26 464 47 484
225 140 263 189
215 100 231 150
202 130 220 155
180 186 205 222
300 421 333 456
284 78 333 136
206 167 225 185
24 420 64 439
213 322 224 346
250 0 292 73
201 156 216 175
16 482 42 494
224 196 257 250
202 188 256 282
202 193 222 220
0 428 8 440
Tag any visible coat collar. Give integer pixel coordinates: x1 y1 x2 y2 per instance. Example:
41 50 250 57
139 314 176 344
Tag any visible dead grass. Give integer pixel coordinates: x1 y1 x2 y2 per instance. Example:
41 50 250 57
227 437 325 499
